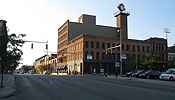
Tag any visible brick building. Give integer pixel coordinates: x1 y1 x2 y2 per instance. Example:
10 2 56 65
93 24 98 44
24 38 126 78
57 12 168 75
34 54 57 74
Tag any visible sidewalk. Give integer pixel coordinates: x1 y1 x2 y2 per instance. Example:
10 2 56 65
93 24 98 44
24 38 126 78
0 74 16 98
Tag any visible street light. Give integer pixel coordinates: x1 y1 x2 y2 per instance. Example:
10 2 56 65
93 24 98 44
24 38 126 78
163 28 170 46
117 28 122 77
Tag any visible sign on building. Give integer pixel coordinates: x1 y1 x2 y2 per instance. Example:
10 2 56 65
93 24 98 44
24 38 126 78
87 54 92 60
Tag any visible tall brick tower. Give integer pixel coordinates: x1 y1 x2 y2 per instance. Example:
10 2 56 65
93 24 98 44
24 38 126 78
114 3 130 39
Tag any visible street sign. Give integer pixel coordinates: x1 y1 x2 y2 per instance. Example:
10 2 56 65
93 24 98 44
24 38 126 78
121 54 127 59
87 54 92 60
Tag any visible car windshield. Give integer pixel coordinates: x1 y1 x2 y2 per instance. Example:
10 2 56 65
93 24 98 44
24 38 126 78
137 70 143 73
145 70 151 74
164 70 175 74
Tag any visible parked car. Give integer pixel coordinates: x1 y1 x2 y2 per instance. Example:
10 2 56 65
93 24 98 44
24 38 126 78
132 70 145 77
20 71 24 74
160 68 175 81
45 70 50 75
139 70 161 79
126 71 134 77
8 70 13 74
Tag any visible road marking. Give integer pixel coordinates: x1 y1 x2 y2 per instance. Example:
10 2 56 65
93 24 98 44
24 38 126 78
49 80 56 86
17 83 30 87
76 82 88 86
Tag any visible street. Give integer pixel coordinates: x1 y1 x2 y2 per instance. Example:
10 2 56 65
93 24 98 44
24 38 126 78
3 74 175 100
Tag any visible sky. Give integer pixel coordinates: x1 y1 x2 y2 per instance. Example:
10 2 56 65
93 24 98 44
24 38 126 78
0 0 174 66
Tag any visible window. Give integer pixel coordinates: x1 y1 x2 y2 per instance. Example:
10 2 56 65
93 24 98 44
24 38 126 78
96 52 99 60
102 52 105 60
122 44 124 51
96 42 99 49
91 41 94 48
164 44 167 50
156 43 158 50
126 44 129 51
142 54 145 60
137 46 140 52
142 46 145 52
137 54 140 61
107 43 110 48
147 46 149 52
132 45 135 51
102 42 105 49
152 43 154 50
112 43 115 50
85 41 88 48
111 53 114 60
161 44 164 50
85 51 88 59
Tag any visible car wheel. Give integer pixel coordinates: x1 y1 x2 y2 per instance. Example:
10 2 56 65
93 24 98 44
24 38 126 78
147 75 150 79
169 77 173 81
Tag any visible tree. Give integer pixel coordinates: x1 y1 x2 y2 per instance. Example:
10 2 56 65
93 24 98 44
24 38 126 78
4 34 26 71
38 64 50 73
125 55 136 72
141 54 158 70
167 59 175 69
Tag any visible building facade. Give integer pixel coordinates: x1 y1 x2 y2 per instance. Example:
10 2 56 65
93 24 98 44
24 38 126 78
33 54 57 74
57 13 168 75
168 45 175 67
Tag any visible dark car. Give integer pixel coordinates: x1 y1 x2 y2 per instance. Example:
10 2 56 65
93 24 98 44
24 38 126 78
139 70 160 79
132 70 145 78
126 71 134 77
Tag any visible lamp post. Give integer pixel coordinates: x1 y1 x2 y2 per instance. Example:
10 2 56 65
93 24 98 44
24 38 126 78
163 28 170 46
116 28 122 77
119 29 122 77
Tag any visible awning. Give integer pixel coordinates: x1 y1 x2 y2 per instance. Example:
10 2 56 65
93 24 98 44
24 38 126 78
56 65 67 69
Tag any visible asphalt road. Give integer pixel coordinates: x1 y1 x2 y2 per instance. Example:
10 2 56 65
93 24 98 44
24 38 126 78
3 74 175 100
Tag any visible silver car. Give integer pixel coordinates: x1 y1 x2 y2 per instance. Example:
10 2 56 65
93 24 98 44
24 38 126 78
160 68 175 81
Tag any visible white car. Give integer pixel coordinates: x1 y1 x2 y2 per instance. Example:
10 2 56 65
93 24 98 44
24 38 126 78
160 68 175 81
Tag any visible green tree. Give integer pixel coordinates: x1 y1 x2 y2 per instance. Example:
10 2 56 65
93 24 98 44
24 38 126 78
38 64 50 73
167 59 175 69
3 34 26 71
125 55 136 72
141 54 158 70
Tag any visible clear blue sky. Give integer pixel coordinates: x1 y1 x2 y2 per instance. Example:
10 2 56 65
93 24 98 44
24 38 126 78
0 0 174 65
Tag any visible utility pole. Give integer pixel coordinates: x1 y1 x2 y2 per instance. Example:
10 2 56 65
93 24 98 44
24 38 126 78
119 28 122 77
0 20 8 88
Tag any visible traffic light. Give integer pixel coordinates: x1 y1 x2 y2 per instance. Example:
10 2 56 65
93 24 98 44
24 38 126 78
106 50 107 55
110 49 112 54
46 44 48 49
31 43 33 49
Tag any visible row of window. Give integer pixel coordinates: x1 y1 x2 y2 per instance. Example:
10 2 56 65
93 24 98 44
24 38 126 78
67 41 83 53
68 51 83 61
85 51 167 61
85 41 150 52
58 26 67 36
85 51 147 61
152 43 167 51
